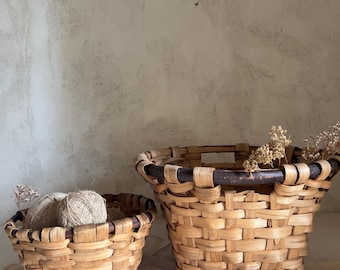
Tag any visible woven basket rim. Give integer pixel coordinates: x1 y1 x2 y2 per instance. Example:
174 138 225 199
136 144 340 186
4 193 157 242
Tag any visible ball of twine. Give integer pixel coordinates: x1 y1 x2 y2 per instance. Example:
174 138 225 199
24 192 67 230
58 190 107 228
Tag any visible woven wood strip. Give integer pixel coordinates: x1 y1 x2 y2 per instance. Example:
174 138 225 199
4 193 156 270
136 144 340 270
315 160 332 180
164 164 181 184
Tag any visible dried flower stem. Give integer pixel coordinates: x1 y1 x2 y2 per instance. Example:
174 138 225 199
14 184 40 215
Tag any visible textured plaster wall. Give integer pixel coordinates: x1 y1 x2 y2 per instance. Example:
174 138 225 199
1 0 340 267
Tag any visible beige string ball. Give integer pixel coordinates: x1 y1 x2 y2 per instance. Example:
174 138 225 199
58 190 107 228
24 192 67 230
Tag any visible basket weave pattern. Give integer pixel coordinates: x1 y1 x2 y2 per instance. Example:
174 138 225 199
4 193 156 270
136 144 340 270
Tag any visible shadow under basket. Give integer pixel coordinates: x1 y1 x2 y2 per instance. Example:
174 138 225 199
136 144 340 270
4 193 157 270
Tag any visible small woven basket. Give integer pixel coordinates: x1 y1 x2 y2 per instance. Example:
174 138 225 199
4 193 156 270
136 144 340 270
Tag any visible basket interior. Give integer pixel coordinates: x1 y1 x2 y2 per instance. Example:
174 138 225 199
150 144 304 194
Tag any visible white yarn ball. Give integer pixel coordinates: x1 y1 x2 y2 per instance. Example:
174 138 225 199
24 192 67 230
58 190 107 228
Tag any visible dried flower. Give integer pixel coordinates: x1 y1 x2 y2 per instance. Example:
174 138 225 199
243 126 292 173
253 144 273 166
269 125 292 148
14 184 40 214
302 121 340 162
242 159 258 173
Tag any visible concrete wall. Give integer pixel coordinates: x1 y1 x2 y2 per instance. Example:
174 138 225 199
1 0 340 267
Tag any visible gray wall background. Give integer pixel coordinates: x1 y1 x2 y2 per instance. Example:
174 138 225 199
1 0 340 267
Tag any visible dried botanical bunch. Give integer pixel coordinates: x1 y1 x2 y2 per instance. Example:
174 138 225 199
14 184 40 213
302 121 340 163
269 125 292 161
243 126 292 173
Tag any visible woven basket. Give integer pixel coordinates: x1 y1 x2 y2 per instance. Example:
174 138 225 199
4 193 156 270
136 144 340 270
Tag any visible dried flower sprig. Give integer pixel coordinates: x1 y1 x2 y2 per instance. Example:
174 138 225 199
243 126 292 173
302 121 340 163
14 184 40 214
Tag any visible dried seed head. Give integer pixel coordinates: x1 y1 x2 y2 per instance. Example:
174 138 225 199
243 126 291 172
302 121 340 162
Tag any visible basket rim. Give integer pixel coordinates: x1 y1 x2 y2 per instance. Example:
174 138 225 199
4 193 157 242
136 144 340 186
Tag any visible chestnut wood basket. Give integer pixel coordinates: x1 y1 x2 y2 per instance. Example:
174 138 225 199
4 193 156 270
136 144 340 270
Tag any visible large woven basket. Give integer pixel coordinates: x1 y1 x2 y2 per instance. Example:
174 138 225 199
4 193 156 270
136 144 340 270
